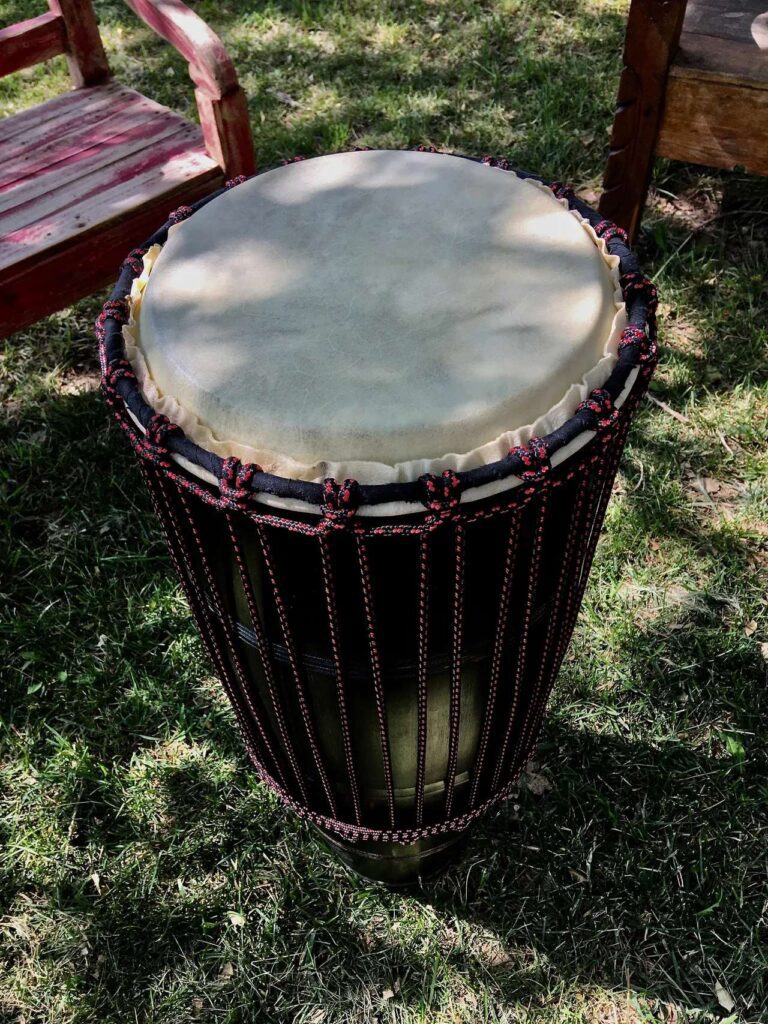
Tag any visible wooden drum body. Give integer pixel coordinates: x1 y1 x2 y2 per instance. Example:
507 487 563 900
98 151 657 884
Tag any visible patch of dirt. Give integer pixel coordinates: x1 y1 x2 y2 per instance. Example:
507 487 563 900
648 184 722 234
660 309 705 360
58 372 100 396
682 472 749 518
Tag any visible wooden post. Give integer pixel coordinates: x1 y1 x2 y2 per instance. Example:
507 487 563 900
598 0 688 242
48 0 110 88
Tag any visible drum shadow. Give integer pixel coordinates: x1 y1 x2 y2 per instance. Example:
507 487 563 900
413 602 766 1014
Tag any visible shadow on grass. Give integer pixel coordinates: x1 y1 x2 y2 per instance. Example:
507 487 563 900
3 378 766 1019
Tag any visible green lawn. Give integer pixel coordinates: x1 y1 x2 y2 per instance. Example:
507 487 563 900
1 1 767 1022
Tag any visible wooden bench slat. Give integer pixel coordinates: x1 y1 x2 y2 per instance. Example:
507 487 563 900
673 31 768 88
682 0 768 45
0 83 128 153
1 119 204 233
0 141 219 273
1 92 178 194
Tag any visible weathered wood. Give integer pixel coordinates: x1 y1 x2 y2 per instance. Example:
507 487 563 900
0 12 66 78
123 0 238 97
682 0 768 44
0 1 253 335
674 31 768 87
47 0 110 87
124 0 255 177
657 76 768 173
1 114 204 232
0 84 122 152
599 0 688 241
1 91 175 195
600 0 768 236
195 87 255 178
1 127 219 272
0 87 143 169
0 168 222 337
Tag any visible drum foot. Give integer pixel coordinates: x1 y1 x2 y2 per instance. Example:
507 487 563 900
314 826 472 887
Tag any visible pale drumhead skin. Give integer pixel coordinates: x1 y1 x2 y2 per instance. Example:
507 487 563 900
135 150 620 475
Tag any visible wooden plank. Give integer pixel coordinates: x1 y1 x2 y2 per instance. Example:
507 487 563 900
0 13 66 78
0 83 128 154
657 75 768 173
0 166 223 338
47 0 109 88
673 30 768 86
0 106 197 217
598 0 689 240
682 0 768 44
1 119 204 233
0 142 219 272
0 92 178 193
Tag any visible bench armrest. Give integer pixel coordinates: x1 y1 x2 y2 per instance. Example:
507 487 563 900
123 0 238 97
123 0 255 177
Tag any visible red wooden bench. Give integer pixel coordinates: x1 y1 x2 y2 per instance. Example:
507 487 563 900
0 0 255 338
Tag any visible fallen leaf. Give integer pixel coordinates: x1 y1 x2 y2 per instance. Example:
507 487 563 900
90 872 101 895
714 981 735 1012
382 988 395 1001
218 962 234 983
744 619 758 637
227 910 246 929
760 642 768 662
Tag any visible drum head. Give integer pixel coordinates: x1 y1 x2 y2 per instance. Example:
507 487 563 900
127 150 624 485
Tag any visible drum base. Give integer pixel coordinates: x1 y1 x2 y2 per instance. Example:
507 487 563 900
315 826 471 887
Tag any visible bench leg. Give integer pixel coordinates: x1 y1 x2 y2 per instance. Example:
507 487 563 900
599 0 688 243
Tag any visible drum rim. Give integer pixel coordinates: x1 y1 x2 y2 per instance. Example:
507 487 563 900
97 148 658 515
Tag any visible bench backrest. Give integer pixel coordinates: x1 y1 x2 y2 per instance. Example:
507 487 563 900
0 0 109 87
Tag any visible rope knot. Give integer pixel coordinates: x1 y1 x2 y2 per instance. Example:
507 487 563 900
225 175 247 189
594 220 628 247
95 298 130 341
220 457 259 508
420 469 462 514
321 478 360 528
105 357 135 389
620 273 659 368
147 413 183 449
481 155 510 170
168 204 193 225
620 272 658 316
510 436 551 486
549 181 576 203
120 247 148 276
577 387 619 431
618 324 655 364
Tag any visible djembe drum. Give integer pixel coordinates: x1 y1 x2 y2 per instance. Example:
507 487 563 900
98 149 657 885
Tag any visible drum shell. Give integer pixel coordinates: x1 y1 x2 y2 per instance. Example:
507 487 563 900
138 415 631 882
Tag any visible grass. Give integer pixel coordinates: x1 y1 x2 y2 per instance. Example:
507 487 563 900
1 0 767 1021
